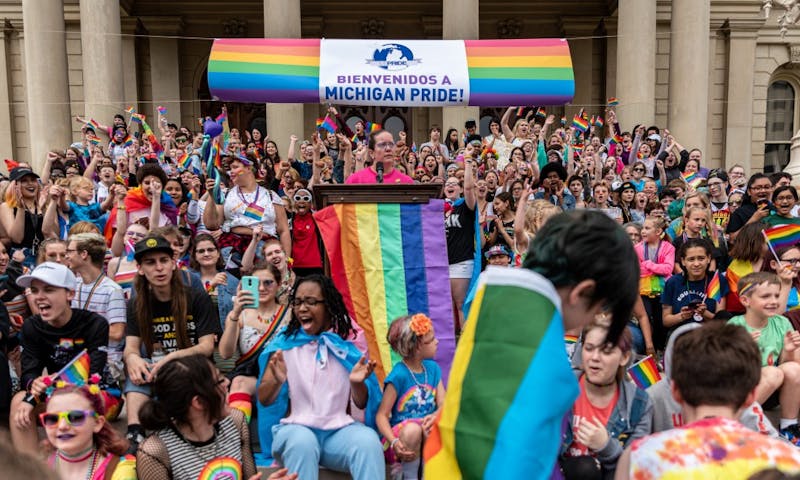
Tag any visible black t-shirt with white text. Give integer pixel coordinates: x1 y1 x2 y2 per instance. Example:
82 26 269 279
445 200 477 264
126 286 220 356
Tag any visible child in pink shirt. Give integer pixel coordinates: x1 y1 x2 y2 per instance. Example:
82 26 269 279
634 216 675 351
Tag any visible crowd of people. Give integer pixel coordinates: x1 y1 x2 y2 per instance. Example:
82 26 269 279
1 100 800 479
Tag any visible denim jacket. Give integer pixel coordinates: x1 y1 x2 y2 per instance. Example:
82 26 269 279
560 377 653 475
216 271 239 329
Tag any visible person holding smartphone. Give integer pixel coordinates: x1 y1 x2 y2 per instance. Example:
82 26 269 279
122 235 220 454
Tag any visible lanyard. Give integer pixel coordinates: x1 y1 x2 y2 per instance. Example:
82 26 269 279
644 241 661 261
79 274 105 310
238 186 260 207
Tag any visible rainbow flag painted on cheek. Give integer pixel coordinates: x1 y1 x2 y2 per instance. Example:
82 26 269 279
313 200 456 382
424 267 577 479
628 355 661 389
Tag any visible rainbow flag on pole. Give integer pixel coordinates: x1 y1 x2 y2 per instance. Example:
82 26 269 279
424 267 578 479
316 116 338 134
764 224 800 250
627 355 661 389
313 200 456 382
572 114 589 132
682 171 703 189
56 350 91 385
607 97 619 106
706 271 722 302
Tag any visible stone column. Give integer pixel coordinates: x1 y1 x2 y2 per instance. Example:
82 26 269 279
0 28 16 164
783 129 800 182
563 18 600 119
604 18 618 106
120 17 139 110
615 0 656 129
442 0 479 138
668 0 710 155
22 0 72 171
144 18 184 125
264 0 304 150
724 29 759 172
79 0 124 124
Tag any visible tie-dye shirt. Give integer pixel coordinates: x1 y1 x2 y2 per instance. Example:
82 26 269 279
385 359 441 425
629 416 800 479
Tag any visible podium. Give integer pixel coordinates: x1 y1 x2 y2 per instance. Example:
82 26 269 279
312 183 443 211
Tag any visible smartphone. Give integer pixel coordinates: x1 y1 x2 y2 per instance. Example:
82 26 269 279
687 300 702 311
240 276 260 310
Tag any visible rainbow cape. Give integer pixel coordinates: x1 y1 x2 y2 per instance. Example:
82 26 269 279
706 271 722 302
425 268 577 479
627 355 661 389
103 187 179 243
313 200 456 383
55 349 90 385
764 224 800 250
682 171 703 189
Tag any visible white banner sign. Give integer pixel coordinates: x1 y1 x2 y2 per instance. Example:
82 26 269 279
318 39 471 107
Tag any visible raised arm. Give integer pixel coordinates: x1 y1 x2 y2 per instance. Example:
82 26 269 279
501 107 515 142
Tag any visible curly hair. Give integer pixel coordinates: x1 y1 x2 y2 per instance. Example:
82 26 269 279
284 274 354 340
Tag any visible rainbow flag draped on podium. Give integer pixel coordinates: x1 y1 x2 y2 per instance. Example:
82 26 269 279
313 199 456 382
424 267 578 479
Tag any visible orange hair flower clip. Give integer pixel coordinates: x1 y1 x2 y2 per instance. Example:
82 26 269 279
409 313 432 337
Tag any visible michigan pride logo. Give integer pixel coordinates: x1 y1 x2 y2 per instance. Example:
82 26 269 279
367 44 421 71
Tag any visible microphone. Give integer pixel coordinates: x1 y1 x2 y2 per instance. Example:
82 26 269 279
376 161 384 183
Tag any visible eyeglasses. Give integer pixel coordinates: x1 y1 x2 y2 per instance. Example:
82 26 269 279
175 138 188 144
290 297 324 308
65 248 78 254
782 257 800 265
259 279 276 288
39 410 97 428
375 141 396 150
195 247 217 255
729 201 742 206
751 186 771 192
633 168 645 173
293 194 311 202
445 182 460 187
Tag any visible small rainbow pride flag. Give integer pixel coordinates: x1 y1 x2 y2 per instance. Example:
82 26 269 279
535 107 546 117
243 203 265 221
87 134 101 146
157 105 168 116
125 105 136 115
425 268 577 479
515 106 525 117
86 119 101 131
764 224 800 250
628 355 661 389
610 133 623 145
314 200 456 382
594 116 604 129
177 151 191 171
607 97 619 106
366 121 381 133
564 334 579 345
572 114 589 132
56 350 90 385
682 171 703 189
706 271 722 302
560 116 566 126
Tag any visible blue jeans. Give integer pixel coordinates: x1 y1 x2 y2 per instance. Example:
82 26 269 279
272 422 384 480
629 321 645 355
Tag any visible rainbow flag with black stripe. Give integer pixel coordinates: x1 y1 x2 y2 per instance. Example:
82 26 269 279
424 267 577 479
313 200 456 382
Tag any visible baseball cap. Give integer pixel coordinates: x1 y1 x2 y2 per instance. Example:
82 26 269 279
707 170 728 183
17 262 77 290
616 181 636 194
647 134 662 142
465 119 477 129
8 167 39 183
134 236 174 263
484 244 512 259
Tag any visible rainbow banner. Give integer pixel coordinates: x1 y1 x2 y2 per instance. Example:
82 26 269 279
706 271 722 303
764 224 800 250
424 267 577 479
208 38 574 107
313 200 456 382
56 349 90 385
628 355 661 389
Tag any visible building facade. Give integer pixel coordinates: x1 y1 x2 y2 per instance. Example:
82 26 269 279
2 0 798 176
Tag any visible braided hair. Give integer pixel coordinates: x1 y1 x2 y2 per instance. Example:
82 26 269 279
284 274 354 340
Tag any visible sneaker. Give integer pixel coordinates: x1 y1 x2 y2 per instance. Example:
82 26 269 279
126 430 145 455
780 424 800 446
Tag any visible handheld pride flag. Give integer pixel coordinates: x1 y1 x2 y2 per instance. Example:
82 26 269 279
424 267 578 479
157 106 168 116
535 107 546 117
316 116 338 134
764 224 800 251
627 355 661 389
682 171 703 189
607 97 619 106
55 350 91 385
706 271 722 303
366 121 381 133
572 114 589 132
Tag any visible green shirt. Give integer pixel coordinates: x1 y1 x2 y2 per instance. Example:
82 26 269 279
728 314 794 366
763 214 800 228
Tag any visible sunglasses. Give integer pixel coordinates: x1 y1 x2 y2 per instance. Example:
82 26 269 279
633 168 645 172
293 194 312 202
40 410 97 428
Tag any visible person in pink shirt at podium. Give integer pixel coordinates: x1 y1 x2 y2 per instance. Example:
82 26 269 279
346 130 414 185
